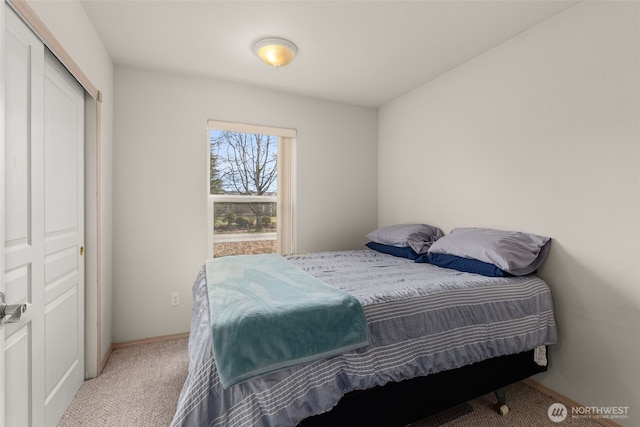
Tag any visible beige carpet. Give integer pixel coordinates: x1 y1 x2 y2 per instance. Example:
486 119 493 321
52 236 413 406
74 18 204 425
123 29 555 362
58 339 189 427
58 338 601 427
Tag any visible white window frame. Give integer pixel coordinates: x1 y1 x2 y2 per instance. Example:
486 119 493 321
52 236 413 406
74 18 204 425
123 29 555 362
207 120 296 258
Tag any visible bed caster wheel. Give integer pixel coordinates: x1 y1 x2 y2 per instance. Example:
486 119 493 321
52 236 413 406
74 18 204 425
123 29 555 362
496 404 509 416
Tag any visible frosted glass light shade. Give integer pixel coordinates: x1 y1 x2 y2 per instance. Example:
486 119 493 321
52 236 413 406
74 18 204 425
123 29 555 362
253 38 298 68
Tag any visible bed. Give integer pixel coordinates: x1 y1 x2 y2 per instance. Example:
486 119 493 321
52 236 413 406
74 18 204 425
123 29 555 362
171 244 557 427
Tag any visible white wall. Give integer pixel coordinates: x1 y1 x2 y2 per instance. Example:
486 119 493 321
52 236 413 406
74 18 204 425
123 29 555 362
24 0 114 377
112 67 378 342
379 1 639 424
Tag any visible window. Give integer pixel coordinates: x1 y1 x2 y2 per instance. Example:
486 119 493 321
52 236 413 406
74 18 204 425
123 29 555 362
207 120 295 258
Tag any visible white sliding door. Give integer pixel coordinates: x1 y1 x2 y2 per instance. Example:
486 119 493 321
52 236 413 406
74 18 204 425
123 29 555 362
3 7 46 425
42 47 85 427
2 5 85 426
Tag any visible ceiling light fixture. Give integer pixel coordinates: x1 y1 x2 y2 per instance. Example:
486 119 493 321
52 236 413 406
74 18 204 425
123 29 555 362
253 37 298 68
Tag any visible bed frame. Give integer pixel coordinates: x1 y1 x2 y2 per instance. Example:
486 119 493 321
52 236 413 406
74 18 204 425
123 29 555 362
298 348 546 427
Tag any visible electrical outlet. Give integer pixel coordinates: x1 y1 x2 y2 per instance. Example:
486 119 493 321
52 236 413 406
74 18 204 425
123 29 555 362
171 292 180 306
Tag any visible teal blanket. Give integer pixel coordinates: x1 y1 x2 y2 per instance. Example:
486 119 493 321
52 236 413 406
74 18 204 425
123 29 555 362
206 254 369 389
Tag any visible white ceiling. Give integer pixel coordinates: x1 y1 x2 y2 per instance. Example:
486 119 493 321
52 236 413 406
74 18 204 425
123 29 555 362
80 0 578 108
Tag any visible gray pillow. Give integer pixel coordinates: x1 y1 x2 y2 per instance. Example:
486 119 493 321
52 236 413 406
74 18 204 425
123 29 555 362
367 224 444 253
406 229 445 254
427 227 551 276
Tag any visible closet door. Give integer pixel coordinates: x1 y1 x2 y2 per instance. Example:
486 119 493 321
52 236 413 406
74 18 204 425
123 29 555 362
3 5 85 427
42 47 85 427
3 6 46 426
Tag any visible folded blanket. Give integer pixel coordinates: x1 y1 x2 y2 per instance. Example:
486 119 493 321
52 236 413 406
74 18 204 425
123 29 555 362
206 253 369 388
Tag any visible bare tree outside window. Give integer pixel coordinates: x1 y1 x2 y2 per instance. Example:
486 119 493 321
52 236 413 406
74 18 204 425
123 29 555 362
211 131 278 196
210 130 278 239
208 122 294 258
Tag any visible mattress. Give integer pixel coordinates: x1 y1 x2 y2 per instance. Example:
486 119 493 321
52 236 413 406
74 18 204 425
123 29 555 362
171 250 557 427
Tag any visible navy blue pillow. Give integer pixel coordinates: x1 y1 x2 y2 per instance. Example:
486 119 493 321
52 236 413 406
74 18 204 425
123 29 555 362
366 241 419 260
415 253 512 277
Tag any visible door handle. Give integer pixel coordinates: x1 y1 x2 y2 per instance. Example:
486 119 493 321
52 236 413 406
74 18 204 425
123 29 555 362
0 291 28 327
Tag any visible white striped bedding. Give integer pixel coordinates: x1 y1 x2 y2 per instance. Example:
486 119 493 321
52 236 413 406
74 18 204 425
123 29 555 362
171 250 557 427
